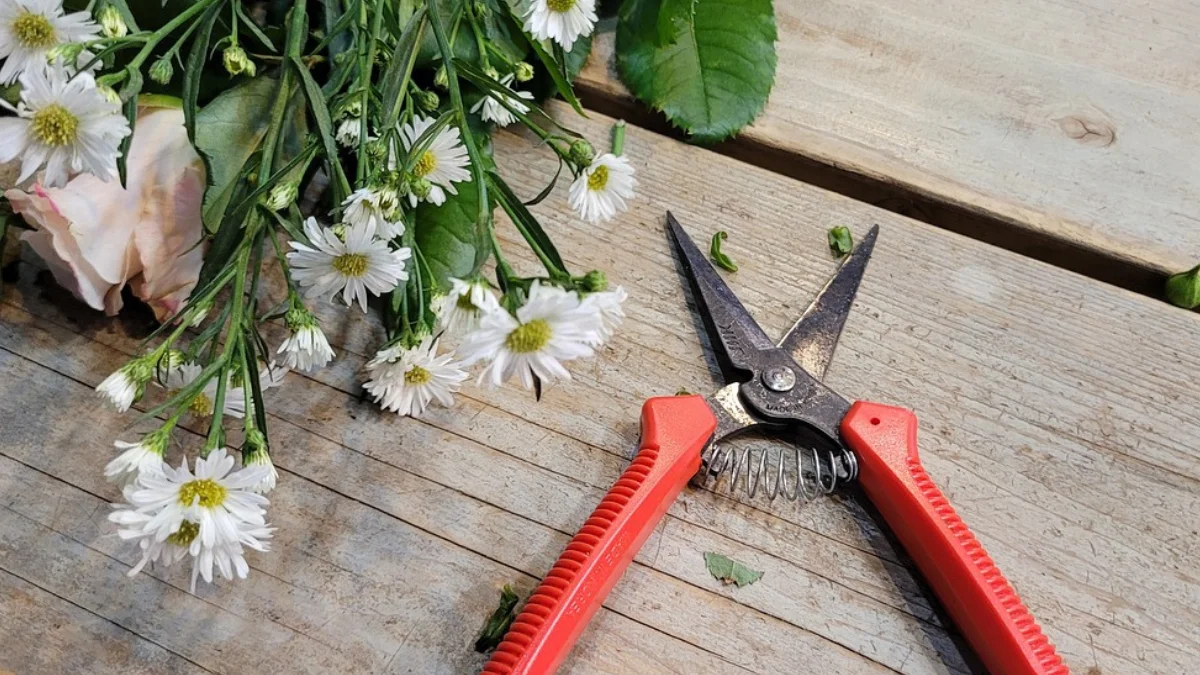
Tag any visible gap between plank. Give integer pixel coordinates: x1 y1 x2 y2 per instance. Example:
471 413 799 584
573 87 1170 299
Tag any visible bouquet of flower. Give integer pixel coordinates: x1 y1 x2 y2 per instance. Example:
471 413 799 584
0 0 634 592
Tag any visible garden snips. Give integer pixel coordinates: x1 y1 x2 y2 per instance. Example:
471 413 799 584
482 213 1069 675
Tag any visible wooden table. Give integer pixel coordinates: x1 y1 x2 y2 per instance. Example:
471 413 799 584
3 4 1199 674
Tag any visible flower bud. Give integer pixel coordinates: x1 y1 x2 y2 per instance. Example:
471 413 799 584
97 5 127 38
264 182 299 211
97 84 120 105
1166 264 1200 309
416 89 440 112
223 46 256 77
433 65 448 89
513 61 535 83
365 138 388 162
149 58 174 85
579 270 608 293
410 177 432 201
483 65 500 81
472 1 490 18
568 139 595 167
46 42 84 65
331 223 348 240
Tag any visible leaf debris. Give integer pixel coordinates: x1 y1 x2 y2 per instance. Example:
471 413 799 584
474 584 520 653
828 226 854 258
704 552 763 587
709 231 738 272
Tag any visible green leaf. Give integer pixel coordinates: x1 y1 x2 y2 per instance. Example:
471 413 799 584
1166 264 1200 309
616 0 777 143
828 226 853 258
415 185 487 291
474 585 520 653
289 55 351 197
621 0 695 47
709 231 737 272
563 31 594 81
488 171 567 276
194 77 279 231
182 0 224 144
703 552 763 587
379 7 428 129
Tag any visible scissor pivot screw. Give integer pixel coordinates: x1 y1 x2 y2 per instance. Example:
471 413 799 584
763 367 796 392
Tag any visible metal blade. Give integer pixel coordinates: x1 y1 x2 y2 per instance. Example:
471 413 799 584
778 225 879 380
666 212 775 383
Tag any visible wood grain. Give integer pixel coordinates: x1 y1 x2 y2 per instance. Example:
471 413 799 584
577 1 1200 278
1 105 1198 673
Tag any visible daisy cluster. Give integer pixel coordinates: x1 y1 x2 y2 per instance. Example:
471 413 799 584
6 0 637 595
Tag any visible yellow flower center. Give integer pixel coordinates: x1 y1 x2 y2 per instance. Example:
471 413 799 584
404 364 432 385
587 165 609 192
31 104 79 147
332 252 369 277
413 150 437 177
188 392 214 417
13 11 56 48
505 319 552 353
547 0 576 12
177 479 227 508
166 520 200 547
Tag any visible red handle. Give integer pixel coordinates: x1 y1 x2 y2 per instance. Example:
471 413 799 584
482 395 716 675
842 401 1069 675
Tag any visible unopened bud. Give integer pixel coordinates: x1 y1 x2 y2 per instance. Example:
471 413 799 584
264 182 299 211
483 65 500 81
365 138 387 162
568 139 595 167
1166 264 1200 309
472 1 490 18
433 65 448 89
97 5 127 38
415 89 440 112
222 46 256 77
580 270 608 293
149 58 173 85
97 84 120 105
46 42 84 65
513 61 535 83
331 223 348 240
410 177 432 201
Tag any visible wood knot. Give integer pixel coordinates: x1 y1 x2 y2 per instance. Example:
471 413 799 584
1056 115 1116 147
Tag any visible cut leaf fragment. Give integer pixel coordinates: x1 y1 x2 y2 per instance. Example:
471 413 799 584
704 552 763 587
616 0 777 143
828 226 854 258
474 584 521 652
710 231 738 272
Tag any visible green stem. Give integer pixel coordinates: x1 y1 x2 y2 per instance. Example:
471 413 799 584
612 120 626 156
127 0 222 71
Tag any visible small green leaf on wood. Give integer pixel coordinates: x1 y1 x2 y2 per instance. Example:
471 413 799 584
828 226 854 258
710 231 737 272
1166 264 1200 309
704 552 763 587
616 0 777 143
474 585 520 653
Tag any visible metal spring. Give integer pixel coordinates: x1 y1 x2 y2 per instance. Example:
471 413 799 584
697 439 858 504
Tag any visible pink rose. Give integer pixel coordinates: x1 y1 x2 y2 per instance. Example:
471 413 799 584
6 106 206 321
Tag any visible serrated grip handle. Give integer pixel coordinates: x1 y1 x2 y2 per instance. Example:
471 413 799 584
842 401 1070 675
481 396 716 675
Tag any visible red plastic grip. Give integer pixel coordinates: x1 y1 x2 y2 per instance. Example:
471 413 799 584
481 395 716 675
842 401 1069 675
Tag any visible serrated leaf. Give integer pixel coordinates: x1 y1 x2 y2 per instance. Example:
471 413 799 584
415 184 488 292
704 552 763 587
616 0 776 143
194 77 278 231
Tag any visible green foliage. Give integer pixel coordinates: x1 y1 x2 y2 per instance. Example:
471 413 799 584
474 585 520 652
709 230 738 272
1166 265 1200 309
828 226 854 258
616 0 777 143
704 552 763 587
415 185 489 292
194 77 279 231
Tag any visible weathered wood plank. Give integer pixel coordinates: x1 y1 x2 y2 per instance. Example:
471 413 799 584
0 277 904 674
0 569 211 675
578 1 1200 276
3 103 1200 674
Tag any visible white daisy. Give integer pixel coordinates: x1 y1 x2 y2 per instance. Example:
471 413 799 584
568 153 636 224
287 217 411 312
163 361 286 420
277 306 335 372
523 0 597 52
363 336 469 417
335 116 362 147
458 282 600 389
0 64 130 187
108 447 274 592
104 426 171 488
470 74 534 128
0 0 99 85
399 115 471 206
342 188 404 240
435 277 500 334
582 285 628 346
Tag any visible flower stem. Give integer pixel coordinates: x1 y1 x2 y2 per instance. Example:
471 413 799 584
612 120 626 156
